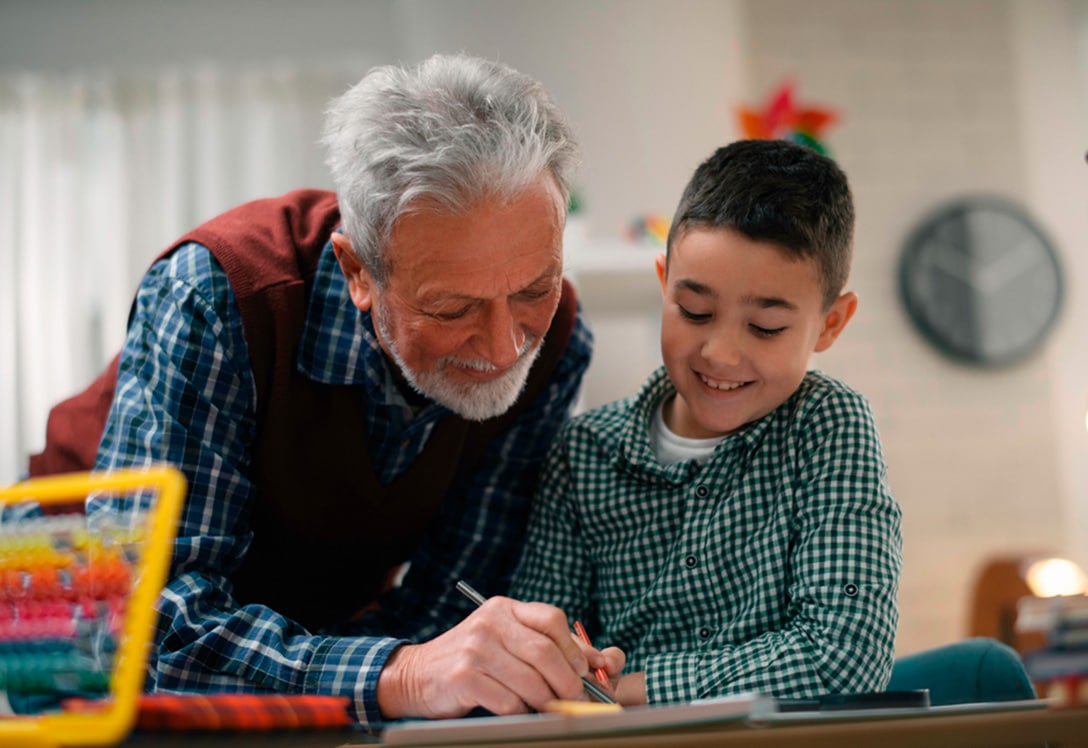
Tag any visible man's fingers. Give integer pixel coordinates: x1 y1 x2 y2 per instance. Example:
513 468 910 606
461 671 533 717
379 597 598 719
509 600 587 670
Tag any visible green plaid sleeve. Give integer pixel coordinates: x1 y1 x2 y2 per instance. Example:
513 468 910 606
509 423 594 618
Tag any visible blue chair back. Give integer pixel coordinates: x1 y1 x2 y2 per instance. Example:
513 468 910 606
887 637 1036 706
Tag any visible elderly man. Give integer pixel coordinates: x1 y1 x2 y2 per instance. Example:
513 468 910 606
30 53 611 727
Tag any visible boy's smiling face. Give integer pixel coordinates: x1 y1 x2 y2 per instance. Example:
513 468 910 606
655 226 857 439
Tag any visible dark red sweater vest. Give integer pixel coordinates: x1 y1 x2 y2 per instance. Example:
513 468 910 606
29 189 577 631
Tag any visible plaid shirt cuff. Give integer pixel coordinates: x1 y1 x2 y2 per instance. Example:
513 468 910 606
643 651 705 704
305 636 407 728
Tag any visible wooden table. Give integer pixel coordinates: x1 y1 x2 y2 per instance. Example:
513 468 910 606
121 703 1088 748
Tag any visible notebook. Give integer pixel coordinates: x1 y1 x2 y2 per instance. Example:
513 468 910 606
0 466 185 747
381 693 769 745
382 691 1049 746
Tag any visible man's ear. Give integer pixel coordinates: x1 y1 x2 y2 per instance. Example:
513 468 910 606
654 252 668 296
814 291 858 353
331 232 374 311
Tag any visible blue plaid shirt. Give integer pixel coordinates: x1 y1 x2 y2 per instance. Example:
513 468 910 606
96 240 592 728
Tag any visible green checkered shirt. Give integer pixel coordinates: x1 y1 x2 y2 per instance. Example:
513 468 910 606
511 367 902 704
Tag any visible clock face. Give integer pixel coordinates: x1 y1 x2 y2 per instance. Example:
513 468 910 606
898 198 1063 367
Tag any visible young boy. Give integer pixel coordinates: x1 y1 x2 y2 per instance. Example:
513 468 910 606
509 139 902 706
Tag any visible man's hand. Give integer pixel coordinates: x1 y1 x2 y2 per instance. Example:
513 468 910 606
376 596 592 719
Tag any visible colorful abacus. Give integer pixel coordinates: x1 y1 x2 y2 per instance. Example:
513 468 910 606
0 467 184 748
0 515 136 697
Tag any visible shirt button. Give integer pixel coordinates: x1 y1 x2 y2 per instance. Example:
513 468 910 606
684 555 698 568
843 583 859 597
695 485 710 498
699 626 712 639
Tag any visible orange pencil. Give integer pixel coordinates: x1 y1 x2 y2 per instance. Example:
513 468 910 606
573 620 609 686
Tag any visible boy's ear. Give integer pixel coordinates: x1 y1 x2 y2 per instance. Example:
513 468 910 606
331 232 375 311
814 291 858 353
654 252 668 294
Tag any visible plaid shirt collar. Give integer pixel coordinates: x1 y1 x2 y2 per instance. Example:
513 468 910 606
296 240 432 412
617 366 772 482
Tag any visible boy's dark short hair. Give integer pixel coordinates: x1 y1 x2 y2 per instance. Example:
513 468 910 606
667 139 855 308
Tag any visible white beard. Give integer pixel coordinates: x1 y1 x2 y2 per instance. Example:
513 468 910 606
374 304 542 421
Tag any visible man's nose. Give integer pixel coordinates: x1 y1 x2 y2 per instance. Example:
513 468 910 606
476 300 524 369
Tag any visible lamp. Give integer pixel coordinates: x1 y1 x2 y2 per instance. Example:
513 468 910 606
1024 558 1088 598
968 554 1088 655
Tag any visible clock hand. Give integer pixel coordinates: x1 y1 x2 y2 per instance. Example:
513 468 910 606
978 240 1043 295
927 245 974 285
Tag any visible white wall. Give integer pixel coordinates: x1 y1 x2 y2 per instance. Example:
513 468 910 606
3 0 1086 656
743 0 1088 653
1011 0 1088 589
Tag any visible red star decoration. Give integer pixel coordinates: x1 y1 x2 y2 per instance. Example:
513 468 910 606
736 81 837 155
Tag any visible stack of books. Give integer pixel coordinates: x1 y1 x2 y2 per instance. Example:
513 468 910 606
1018 594 1088 706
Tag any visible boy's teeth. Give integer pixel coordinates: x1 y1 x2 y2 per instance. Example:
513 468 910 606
700 374 744 391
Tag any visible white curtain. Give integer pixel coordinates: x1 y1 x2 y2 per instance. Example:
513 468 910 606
0 65 357 484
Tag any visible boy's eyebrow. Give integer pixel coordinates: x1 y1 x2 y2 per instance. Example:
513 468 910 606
675 280 800 312
676 278 715 296
741 294 800 311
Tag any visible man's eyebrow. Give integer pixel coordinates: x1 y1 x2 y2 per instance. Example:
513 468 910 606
420 269 561 304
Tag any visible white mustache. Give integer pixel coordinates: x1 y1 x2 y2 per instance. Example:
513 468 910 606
440 357 498 372
437 336 535 372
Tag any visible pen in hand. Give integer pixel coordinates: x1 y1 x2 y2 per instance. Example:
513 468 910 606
572 620 609 686
454 580 617 705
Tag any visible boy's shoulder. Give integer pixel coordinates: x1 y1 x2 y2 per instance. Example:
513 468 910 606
561 366 671 442
784 369 878 429
795 369 863 401
565 394 639 438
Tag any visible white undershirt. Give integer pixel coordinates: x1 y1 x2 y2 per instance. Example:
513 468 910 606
651 397 728 465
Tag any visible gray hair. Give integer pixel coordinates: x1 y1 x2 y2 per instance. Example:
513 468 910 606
321 53 580 286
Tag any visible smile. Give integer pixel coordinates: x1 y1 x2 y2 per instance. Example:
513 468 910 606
446 360 507 382
698 373 748 391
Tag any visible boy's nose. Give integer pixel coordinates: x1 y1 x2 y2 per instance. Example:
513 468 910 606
702 329 743 367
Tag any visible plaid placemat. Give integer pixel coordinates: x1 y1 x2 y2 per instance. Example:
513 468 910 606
64 693 354 731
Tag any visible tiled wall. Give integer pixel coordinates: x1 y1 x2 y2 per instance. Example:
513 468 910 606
742 0 1067 655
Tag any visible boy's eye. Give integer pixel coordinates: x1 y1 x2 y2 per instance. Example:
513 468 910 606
678 305 711 322
751 324 786 337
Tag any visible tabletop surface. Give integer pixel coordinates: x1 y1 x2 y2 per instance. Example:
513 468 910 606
114 702 1088 748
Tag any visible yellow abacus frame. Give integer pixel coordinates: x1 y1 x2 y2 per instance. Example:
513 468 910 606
0 466 185 747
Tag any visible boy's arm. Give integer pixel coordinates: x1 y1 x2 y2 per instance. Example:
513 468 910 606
508 429 594 622
643 387 902 703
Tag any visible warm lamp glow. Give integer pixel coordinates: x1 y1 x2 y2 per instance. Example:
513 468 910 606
1024 558 1088 598
968 554 1076 654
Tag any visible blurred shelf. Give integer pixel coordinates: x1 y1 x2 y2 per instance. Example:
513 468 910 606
563 240 663 316
564 239 662 277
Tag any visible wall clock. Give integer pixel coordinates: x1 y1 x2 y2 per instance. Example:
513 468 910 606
898 197 1063 367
